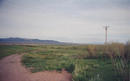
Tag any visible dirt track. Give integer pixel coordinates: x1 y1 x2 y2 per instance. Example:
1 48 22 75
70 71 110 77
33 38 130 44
0 54 72 81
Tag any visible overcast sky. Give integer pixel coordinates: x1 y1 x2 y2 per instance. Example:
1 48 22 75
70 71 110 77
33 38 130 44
0 0 130 43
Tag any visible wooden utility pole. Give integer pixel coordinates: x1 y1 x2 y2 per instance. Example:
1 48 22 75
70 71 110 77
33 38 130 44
104 25 109 44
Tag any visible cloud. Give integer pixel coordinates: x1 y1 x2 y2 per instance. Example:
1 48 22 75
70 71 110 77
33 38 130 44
0 0 130 43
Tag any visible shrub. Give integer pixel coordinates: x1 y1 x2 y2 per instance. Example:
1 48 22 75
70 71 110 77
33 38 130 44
86 45 97 59
104 42 129 81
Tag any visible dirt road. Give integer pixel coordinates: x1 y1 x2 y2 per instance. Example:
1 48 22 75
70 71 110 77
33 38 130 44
0 54 72 81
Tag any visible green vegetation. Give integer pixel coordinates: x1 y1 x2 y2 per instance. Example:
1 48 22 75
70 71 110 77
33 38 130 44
0 42 129 81
0 45 26 59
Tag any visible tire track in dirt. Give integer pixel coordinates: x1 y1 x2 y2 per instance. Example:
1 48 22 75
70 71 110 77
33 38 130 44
0 54 72 81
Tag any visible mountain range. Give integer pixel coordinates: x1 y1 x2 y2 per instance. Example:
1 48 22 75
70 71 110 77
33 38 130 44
0 38 66 45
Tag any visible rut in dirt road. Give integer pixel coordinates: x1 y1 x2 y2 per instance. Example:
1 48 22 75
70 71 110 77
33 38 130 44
0 54 72 81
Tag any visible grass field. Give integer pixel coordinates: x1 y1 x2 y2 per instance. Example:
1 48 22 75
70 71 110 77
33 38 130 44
0 43 129 81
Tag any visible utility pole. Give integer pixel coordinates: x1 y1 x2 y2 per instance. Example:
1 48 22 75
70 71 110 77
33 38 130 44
104 25 109 44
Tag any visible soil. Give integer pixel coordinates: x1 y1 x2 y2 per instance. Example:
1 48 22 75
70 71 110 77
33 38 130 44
0 54 72 81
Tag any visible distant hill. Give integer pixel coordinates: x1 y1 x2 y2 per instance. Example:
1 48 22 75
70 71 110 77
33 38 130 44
0 38 66 45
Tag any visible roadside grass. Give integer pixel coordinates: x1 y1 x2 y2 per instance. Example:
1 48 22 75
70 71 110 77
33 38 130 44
0 45 26 59
0 45 42 59
0 43 129 81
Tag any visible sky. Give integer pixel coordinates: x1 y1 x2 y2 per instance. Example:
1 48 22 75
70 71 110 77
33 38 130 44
0 0 130 44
